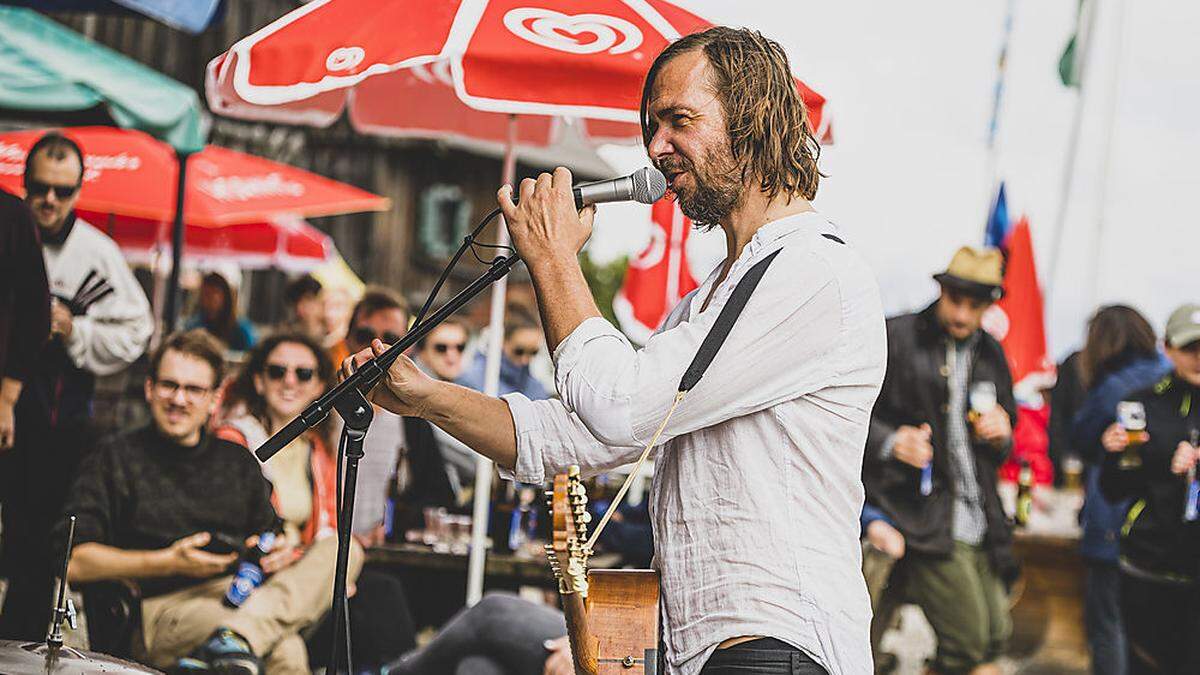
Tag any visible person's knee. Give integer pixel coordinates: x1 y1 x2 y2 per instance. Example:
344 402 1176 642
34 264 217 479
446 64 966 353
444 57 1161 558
266 633 309 673
934 622 991 674
473 592 525 620
455 654 506 675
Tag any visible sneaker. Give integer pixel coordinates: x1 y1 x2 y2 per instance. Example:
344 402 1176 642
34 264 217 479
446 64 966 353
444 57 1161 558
172 628 262 675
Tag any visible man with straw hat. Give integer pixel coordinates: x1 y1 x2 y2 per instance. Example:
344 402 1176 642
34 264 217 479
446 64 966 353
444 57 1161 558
863 246 1018 675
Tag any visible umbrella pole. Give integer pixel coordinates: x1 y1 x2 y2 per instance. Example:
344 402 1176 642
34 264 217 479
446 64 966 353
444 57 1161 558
466 115 518 606
162 150 191 333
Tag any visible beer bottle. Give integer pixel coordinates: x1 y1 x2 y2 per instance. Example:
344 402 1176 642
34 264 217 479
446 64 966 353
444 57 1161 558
224 529 277 608
1185 429 1199 523
1015 459 1033 528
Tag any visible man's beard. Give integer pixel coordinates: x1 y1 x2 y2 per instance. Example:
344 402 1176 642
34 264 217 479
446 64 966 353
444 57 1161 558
659 155 743 231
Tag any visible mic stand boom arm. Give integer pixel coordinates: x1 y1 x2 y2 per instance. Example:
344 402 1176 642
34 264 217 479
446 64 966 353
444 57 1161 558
255 252 521 463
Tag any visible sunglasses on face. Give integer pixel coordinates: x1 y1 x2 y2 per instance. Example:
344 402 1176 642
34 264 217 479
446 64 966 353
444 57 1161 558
512 347 540 358
352 326 402 346
432 342 466 354
25 179 80 200
265 364 316 382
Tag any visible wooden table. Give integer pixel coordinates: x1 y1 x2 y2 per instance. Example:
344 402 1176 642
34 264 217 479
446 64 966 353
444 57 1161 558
1003 486 1090 674
366 543 621 628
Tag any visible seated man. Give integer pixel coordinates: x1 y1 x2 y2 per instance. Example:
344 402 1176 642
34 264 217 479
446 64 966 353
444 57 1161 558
62 330 361 673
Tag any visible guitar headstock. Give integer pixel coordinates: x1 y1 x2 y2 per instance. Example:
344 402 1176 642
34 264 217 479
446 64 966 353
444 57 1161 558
546 465 593 596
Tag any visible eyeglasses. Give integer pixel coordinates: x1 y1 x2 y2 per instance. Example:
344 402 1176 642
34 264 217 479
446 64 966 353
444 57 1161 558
154 379 212 402
432 342 466 354
265 364 316 382
352 326 402 346
25 179 80 200
512 347 540 358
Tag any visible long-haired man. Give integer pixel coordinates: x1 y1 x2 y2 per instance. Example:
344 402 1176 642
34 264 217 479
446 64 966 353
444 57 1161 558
348 27 886 675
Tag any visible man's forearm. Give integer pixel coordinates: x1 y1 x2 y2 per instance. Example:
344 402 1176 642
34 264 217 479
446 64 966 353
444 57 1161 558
527 256 602 352
422 381 519 470
69 542 170 584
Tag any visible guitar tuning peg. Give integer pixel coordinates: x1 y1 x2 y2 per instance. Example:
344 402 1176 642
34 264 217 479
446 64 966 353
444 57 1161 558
579 512 592 524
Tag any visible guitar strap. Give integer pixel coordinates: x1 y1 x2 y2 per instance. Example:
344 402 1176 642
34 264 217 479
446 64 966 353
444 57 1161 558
587 232 845 550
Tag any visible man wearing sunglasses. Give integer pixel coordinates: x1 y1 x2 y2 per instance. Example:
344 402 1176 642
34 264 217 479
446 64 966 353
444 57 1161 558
457 307 549 401
0 132 153 639
334 288 455 547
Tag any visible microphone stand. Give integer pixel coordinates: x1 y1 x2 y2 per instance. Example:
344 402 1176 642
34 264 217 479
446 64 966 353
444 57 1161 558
255 252 521 674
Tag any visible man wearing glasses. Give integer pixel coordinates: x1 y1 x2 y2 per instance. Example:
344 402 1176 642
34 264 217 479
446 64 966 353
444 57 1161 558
457 307 549 401
63 330 346 673
0 132 152 639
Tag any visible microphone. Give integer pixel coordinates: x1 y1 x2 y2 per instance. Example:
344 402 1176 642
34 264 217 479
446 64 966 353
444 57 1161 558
510 167 667 209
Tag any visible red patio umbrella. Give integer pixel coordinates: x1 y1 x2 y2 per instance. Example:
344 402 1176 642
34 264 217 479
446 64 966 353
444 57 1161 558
204 0 829 145
0 127 388 226
0 126 388 326
85 211 335 273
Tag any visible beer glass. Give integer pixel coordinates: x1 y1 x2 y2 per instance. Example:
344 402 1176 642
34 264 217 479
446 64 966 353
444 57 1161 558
1116 401 1147 469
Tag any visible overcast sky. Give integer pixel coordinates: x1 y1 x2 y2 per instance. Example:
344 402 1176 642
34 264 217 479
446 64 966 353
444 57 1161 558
589 0 1199 359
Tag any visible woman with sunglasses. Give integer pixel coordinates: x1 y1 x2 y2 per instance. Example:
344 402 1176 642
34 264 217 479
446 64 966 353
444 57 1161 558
218 332 415 671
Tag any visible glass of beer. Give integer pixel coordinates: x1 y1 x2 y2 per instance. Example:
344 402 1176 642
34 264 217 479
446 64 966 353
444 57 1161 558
968 381 998 433
1116 401 1147 469
1063 454 1085 491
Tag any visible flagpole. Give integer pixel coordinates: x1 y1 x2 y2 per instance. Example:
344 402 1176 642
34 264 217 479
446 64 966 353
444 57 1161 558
466 114 518 607
981 0 1017 239
1045 0 1101 293
1084 0 1128 306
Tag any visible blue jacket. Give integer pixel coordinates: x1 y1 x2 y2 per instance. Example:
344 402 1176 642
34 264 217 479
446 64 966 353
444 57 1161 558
457 351 549 400
1070 354 1171 562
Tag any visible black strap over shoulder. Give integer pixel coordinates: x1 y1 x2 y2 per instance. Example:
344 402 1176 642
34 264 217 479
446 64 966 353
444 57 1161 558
677 249 780 392
677 233 844 393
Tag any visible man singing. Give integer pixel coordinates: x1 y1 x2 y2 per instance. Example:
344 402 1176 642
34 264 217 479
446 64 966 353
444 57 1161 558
348 27 886 674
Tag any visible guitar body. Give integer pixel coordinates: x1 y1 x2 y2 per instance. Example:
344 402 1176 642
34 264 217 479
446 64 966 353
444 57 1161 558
547 468 660 675
586 569 660 674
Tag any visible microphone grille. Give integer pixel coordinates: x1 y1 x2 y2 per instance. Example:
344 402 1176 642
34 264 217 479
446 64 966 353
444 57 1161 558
631 167 668 205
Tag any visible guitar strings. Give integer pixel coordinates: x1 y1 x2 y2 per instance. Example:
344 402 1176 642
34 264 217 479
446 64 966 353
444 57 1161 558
585 390 686 551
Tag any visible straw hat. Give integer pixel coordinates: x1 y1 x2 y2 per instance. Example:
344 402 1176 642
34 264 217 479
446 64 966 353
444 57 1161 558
933 246 1004 301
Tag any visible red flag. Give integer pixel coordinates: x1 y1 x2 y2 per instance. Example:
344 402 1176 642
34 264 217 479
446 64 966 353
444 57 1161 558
613 199 698 343
983 215 1056 485
985 216 1054 385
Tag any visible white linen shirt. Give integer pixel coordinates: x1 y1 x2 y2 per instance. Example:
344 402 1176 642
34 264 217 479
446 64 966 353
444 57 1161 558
502 211 887 675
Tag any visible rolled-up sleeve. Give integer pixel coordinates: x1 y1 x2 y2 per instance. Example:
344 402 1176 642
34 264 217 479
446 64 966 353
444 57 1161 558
501 392 641 483
554 245 846 449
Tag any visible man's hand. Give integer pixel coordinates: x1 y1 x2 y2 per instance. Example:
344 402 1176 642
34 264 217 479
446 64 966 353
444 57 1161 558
893 424 933 469
1171 440 1199 476
866 519 906 560
543 636 573 675
246 534 299 575
50 298 73 339
353 524 387 548
160 532 237 578
1101 422 1132 454
498 167 596 273
973 408 1012 446
341 339 440 418
0 399 14 451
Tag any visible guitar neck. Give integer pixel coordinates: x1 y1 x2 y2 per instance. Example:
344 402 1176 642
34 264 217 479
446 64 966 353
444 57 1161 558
561 591 599 675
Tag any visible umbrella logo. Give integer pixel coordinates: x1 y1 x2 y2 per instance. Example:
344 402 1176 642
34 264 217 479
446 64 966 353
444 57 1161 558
326 46 366 73
503 8 643 55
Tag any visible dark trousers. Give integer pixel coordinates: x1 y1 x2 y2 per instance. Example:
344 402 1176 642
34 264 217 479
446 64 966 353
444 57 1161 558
1119 572 1200 674
384 592 566 675
307 568 417 669
0 418 88 640
1085 561 1128 675
700 638 827 675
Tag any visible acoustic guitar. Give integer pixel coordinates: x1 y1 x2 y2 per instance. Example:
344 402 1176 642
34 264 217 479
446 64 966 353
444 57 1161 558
545 466 660 675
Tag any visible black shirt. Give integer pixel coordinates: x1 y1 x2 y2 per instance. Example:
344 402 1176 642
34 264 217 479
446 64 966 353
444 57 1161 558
63 424 277 596
0 189 50 383
1100 373 1200 581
